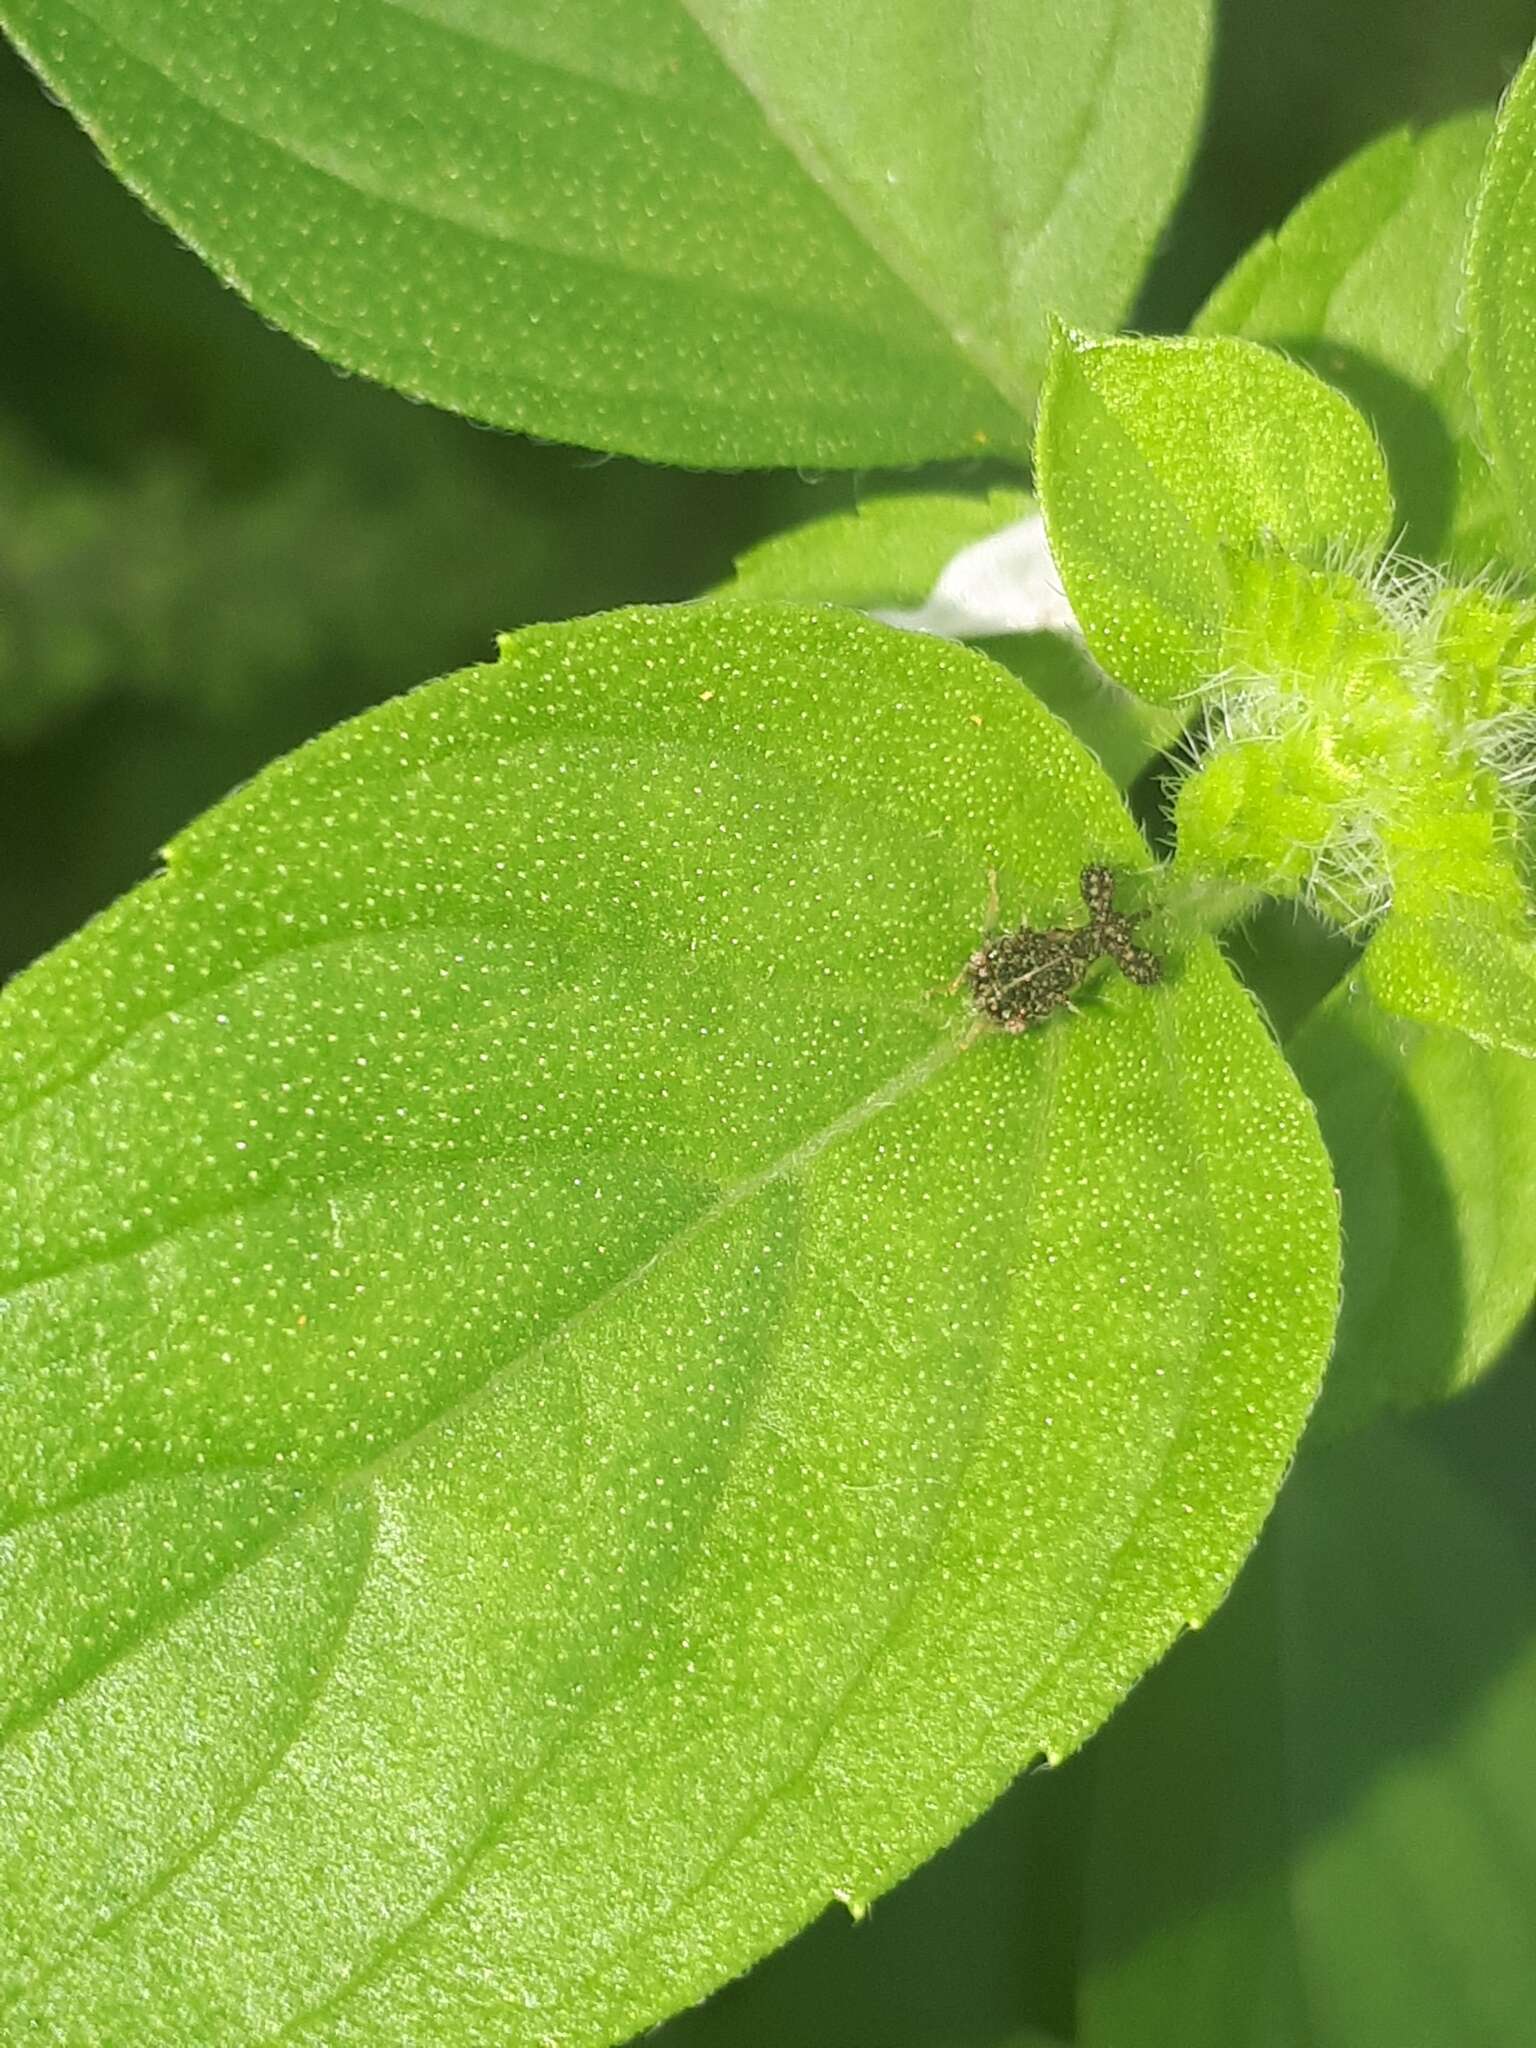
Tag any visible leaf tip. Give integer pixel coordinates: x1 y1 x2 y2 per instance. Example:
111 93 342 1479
1045 314 1101 362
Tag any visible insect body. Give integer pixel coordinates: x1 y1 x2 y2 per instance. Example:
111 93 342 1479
963 864 1162 1033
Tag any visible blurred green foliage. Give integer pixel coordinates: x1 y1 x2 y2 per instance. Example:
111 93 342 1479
1137 0 1536 329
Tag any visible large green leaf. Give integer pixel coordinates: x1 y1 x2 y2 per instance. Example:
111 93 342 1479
1197 114 1504 568
0 604 1336 2047
1079 1354 1536 2048
1468 39 1536 565
1034 330 1394 702
0 0 1210 468
1288 974 1536 1438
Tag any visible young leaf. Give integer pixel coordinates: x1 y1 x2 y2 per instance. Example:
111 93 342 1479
1079 1358 1536 2048
0 0 1210 468
1034 330 1394 702
719 492 1178 787
1363 912 1536 1058
0 604 1337 2047
1288 976 1536 1439
1468 40 1536 566
1196 115 1505 568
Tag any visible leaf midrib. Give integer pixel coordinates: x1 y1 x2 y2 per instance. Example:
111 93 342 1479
0 1499 380 2022
671 0 1023 411
49 0 1029 428
540 1024 1079 2036
260 1001 1237 2048
2 987 945 1300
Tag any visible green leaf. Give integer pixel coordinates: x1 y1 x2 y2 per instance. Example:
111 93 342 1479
1196 114 1506 568
1034 330 1394 702
719 491 1179 787
722 491 1035 612
1468 40 1536 566
1363 911 1536 1058
0 0 1211 468
1288 973 1536 1438
655 1763 1086 2048
0 603 1336 2046
1079 1356 1536 2048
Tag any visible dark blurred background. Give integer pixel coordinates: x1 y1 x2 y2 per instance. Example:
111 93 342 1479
3 0 1535 984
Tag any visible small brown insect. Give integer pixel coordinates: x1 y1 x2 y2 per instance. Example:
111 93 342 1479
1079 863 1163 988
961 865 1162 1034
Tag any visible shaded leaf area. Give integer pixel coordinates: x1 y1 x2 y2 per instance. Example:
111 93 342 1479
1135 0 1532 338
1034 331 1394 702
1196 114 1508 569
1080 1347 1536 2048
1468 40 1536 569
0 605 1336 2047
1216 901 1358 1048
1291 973 1536 1439
0 0 1210 466
719 493 1177 789
655 1758 1086 2048
1219 903 1536 1439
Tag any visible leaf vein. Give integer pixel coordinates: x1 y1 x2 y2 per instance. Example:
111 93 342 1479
1 1497 377 2023
2 1032 964 1754
56 0 987 368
